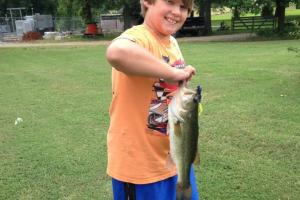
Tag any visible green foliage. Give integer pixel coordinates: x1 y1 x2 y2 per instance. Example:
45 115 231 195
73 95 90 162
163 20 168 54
79 0 93 23
110 0 141 29
255 19 300 39
0 0 58 16
288 20 300 38
57 0 77 17
255 28 277 37
261 1 274 17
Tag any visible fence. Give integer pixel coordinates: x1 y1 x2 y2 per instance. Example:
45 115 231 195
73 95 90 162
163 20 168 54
0 16 102 34
53 17 88 32
100 14 124 33
0 17 19 32
232 16 277 31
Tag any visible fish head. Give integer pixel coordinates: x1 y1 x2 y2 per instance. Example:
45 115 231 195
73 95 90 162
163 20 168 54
179 84 202 109
169 84 202 122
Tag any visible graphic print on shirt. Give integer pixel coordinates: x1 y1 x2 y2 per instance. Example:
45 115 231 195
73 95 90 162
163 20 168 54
147 57 185 134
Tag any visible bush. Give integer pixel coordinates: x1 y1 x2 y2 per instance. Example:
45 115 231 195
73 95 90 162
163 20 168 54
256 20 300 39
288 20 300 39
261 4 274 18
256 28 276 37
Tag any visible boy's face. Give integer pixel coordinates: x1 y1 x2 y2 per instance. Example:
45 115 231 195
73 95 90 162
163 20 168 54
144 0 189 37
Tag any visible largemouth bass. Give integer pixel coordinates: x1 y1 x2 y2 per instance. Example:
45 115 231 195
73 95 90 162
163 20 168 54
168 84 202 200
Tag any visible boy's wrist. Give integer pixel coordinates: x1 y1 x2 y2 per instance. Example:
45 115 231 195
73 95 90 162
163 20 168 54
164 67 183 84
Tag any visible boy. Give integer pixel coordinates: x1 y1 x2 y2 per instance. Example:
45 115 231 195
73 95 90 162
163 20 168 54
106 0 198 199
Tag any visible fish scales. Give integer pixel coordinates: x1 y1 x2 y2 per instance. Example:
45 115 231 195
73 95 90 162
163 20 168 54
168 84 201 200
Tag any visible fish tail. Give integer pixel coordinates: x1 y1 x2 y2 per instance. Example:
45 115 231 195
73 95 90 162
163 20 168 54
176 183 192 200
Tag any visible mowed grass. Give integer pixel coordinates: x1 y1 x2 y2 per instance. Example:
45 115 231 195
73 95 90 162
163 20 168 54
181 40 300 199
0 46 112 199
0 40 299 199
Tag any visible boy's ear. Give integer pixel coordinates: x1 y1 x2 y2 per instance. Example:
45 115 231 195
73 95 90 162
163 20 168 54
143 0 151 8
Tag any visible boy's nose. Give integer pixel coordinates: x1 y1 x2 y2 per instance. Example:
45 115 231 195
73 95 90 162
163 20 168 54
171 5 181 15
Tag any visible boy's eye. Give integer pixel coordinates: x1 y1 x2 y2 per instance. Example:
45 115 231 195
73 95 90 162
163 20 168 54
180 4 188 10
165 0 174 4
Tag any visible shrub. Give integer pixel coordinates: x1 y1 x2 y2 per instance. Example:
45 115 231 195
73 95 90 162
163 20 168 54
288 20 300 39
256 28 276 37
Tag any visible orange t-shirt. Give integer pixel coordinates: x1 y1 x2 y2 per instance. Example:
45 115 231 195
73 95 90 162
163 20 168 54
107 24 186 184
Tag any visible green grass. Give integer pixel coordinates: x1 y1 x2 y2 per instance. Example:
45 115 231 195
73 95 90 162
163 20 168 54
0 40 300 199
181 40 300 199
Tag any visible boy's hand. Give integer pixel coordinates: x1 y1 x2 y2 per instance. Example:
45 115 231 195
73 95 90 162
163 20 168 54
183 65 196 81
166 65 196 83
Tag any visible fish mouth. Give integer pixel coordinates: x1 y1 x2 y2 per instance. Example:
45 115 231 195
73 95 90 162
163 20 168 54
193 85 202 103
169 84 202 122
180 84 196 96
178 85 202 109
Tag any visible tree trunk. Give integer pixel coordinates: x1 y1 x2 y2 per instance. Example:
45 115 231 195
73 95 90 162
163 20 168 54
123 4 132 30
233 6 240 18
199 0 205 17
0 1 8 16
204 0 212 35
82 0 93 24
32 0 42 14
198 0 211 35
275 0 286 32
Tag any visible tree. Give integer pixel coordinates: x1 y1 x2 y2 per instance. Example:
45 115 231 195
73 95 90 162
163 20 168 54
261 1 274 17
80 0 93 23
57 0 76 17
108 0 141 30
275 0 287 32
0 0 58 16
123 0 141 29
218 0 298 32
196 0 212 35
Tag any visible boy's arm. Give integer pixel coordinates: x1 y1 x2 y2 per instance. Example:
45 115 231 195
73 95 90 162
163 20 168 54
106 39 195 83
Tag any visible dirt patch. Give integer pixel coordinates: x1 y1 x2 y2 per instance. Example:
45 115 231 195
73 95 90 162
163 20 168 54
0 33 256 48
0 40 110 48
177 33 256 42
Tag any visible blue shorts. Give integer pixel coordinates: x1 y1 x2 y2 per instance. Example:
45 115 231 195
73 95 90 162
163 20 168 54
112 166 199 200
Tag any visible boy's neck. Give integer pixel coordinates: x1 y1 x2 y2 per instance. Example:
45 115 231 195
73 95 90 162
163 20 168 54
143 23 171 45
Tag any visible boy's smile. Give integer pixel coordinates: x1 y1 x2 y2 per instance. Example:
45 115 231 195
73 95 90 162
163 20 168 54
143 0 189 40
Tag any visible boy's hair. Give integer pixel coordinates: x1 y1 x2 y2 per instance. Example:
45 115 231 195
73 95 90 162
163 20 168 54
140 0 194 17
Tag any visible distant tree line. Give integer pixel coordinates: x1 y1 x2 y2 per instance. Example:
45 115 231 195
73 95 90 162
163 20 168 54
0 0 298 32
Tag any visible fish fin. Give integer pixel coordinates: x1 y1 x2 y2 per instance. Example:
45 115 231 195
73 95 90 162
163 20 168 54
176 183 192 200
174 122 182 137
193 151 201 166
170 99 184 122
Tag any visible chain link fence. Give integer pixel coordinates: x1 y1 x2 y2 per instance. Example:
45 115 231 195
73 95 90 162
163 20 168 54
0 17 102 33
0 15 123 41
53 17 92 33
0 17 15 32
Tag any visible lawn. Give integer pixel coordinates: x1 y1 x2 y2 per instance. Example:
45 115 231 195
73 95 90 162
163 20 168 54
0 39 300 199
